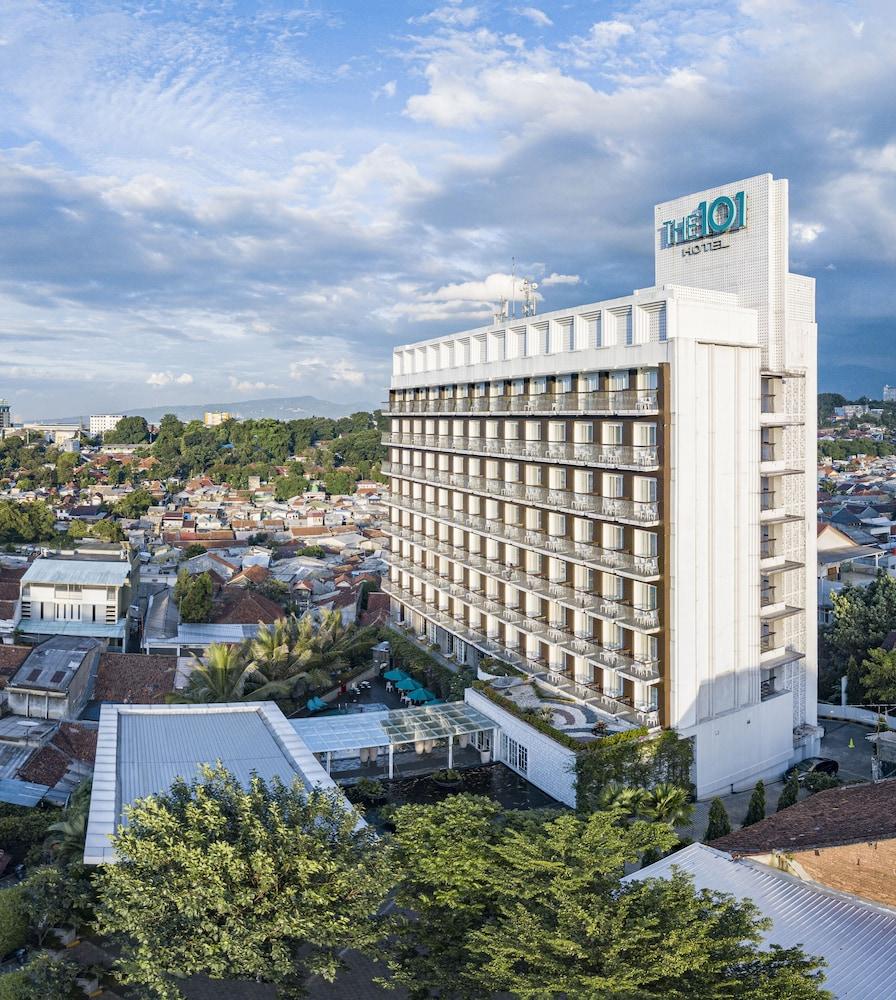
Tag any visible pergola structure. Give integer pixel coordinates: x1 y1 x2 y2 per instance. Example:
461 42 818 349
291 702 498 779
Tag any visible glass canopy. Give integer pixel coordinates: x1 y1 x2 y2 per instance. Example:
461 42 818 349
292 702 496 754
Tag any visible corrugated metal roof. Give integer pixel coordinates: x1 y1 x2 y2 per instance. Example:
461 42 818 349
626 843 896 999
22 559 131 587
174 623 260 644
19 620 126 638
85 702 354 865
0 777 50 807
117 711 301 810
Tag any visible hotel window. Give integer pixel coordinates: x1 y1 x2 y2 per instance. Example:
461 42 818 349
490 334 506 362
574 421 594 443
511 378 525 396
468 419 481 438
634 423 657 446
574 518 592 542
485 499 500 520
505 421 519 440
526 550 542 575
485 459 500 480
548 421 566 442
490 378 505 396
438 419 449 436
584 372 600 392
505 504 519 525
634 633 658 662
525 465 542 485
532 376 548 395
452 419 464 437
505 462 520 482
574 565 593 592
456 382 469 398
640 368 659 390
549 557 566 583
500 733 528 775
602 422 623 445
635 582 658 611
525 421 541 441
437 454 449 472
525 508 543 530
452 455 464 473
633 530 658 556
548 466 566 490
574 469 593 494
602 573 624 600
634 477 658 503
603 474 624 498
548 513 566 536
555 374 572 394
603 621 624 648
608 371 629 391
485 419 499 440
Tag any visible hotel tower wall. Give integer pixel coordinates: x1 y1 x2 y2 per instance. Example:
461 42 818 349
383 174 818 796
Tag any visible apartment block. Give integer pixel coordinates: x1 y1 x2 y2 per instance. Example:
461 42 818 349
89 413 124 437
383 174 818 796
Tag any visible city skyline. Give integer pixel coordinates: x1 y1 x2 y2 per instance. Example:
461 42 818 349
1 0 893 418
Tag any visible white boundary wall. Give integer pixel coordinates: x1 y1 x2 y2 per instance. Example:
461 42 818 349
464 688 578 808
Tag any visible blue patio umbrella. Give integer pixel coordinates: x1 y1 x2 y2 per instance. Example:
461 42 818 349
407 687 435 703
396 677 421 692
384 668 409 682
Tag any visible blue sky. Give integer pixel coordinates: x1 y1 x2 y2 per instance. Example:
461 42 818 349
0 0 893 418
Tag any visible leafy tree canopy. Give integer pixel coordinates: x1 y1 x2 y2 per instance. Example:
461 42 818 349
93 765 391 1000
104 415 149 444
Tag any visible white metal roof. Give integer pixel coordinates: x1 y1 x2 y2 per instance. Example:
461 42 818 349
22 559 131 587
627 843 896 999
84 701 352 865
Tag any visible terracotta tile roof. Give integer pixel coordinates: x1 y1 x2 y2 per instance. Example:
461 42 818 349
94 652 177 704
360 591 390 627
0 645 31 688
17 723 97 787
711 779 896 854
229 564 270 585
212 589 285 626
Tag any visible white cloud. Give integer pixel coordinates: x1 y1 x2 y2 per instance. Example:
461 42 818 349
515 7 552 28
414 5 480 28
289 359 365 386
146 371 193 387
791 222 824 244
374 80 397 100
228 376 278 392
542 272 581 286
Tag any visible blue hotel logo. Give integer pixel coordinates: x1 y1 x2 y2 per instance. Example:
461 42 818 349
661 191 747 248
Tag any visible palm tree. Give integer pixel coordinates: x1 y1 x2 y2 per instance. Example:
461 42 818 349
44 779 92 864
593 782 646 820
244 611 377 701
170 642 254 703
639 782 694 827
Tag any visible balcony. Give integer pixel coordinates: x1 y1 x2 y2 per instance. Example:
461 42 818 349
383 463 662 527
384 388 660 417
390 553 660 636
383 496 661 582
383 432 659 471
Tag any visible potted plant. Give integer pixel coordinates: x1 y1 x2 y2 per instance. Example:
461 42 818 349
431 768 463 790
346 778 388 805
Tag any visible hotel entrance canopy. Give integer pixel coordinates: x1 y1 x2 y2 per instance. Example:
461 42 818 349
291 701 496 755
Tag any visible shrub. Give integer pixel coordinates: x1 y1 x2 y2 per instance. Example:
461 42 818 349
0 885 28 956
346 779 387 804
704 798 732 841
431 769 462 783
0 807 57 864
804 772 842 795
777 775 799 811
742 780 766 827
385 628 474 701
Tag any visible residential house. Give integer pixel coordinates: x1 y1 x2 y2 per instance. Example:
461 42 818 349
6 635 102 720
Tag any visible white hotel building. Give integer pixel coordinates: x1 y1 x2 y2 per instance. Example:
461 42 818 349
382 175 819 796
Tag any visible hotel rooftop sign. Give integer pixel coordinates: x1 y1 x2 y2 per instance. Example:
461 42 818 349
660 191 747 250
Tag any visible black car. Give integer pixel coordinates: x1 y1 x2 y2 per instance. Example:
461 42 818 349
786 757 839 783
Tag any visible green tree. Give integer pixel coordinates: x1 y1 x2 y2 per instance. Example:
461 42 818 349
777 775 800 812
174 570 213 623
91 518 125 543
826 574 896 675
322 470 356 496
0 884 27 955
113 487 153 519
859 646 896 704
274 473 310 501
20 865 92 948
93 765 392 1000
386 796 828 1000
639 782 694 827
742 780 766 827
105 415 149 444
66 518 89 540
181 542 206 559
55 451 79 484
14 953 81 999
705 797 732 841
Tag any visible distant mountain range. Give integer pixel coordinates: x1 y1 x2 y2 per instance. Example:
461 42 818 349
52 394 381 425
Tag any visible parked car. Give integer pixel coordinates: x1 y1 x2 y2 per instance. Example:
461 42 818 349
786 757 839 782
